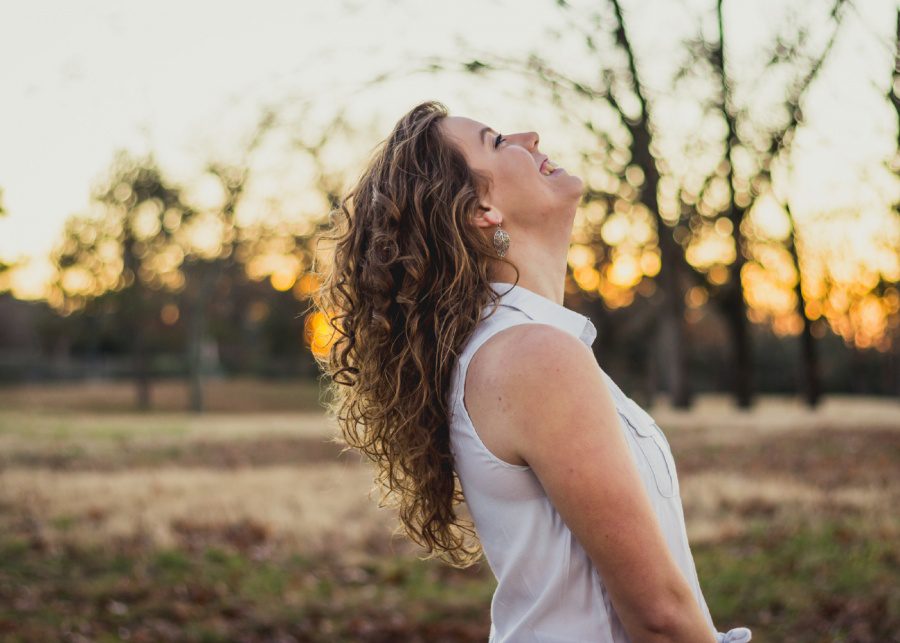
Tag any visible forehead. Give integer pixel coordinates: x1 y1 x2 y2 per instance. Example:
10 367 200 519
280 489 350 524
440 115 492 152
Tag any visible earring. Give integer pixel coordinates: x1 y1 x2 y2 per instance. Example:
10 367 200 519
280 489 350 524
492 222 510 257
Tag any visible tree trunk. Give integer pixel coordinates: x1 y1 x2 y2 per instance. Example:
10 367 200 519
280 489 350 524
185 263 217 413
609 0 694 410
133 324 151 411
784 204 821 407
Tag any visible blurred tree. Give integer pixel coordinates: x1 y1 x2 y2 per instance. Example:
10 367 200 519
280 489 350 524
884 5 900 396
49 151 191 410
0 187 12 280
180 161 246 413
674 0 848 407
45 101 339 408
565 0 847 408
425 0 849 408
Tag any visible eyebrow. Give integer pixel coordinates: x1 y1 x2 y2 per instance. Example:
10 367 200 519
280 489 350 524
478 126 496 146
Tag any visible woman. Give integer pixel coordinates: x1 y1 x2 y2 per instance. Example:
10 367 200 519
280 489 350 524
310 100 752 642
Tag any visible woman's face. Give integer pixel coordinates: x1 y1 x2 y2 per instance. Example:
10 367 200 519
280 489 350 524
439 115 584 234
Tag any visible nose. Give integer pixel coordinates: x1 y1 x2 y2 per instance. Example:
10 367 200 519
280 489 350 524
511 131 540 150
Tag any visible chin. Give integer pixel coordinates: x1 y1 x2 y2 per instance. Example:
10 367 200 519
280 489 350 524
565 171 584 185
563 173 585 199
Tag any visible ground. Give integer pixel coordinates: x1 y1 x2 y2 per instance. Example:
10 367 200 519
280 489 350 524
0 379 897 642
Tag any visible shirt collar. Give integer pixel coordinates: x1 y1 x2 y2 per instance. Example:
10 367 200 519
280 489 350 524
487 281 597 347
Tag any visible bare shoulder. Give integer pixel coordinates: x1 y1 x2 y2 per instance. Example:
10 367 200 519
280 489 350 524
464 323 595 466
466 322 596 412
491 323 609 447
471 320 592 364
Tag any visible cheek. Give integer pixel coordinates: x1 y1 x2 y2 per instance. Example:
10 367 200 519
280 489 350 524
505 162 547 197
491 160 551 211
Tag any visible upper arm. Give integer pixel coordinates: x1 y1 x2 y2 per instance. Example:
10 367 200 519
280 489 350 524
497 324 695 636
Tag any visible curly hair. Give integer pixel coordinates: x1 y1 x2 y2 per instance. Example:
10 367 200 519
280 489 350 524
308 100 520 567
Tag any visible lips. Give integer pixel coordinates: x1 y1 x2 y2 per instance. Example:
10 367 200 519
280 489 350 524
539 156 562 176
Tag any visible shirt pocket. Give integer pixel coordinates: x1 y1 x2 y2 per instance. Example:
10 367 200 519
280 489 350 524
617 407 679 498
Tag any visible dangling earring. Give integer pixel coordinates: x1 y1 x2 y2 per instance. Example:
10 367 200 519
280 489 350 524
492 221 510 257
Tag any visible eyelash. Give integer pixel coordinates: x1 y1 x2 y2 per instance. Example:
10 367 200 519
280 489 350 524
494 134 505 148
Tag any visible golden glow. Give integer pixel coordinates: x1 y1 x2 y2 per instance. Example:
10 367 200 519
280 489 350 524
61 266 95 296
624 165 644 187
742 262 797 315
131 199 163 240
687 225 736 269
183 212 226 259
147 245 185 278
600 213 629 245
574 265 601 292
270 269 296 292
581 200 607 226
709 265 730 285
629 208 654 245
307 310 339 357
604 289 635 309
749 195 792 241
607 254 642 288
755 244 797 287
160 270 185 292
1 116 896 357
884 287 899 313
293 273 320 300
772 312 804 336
849 294 889 344
714 217 733 236
162 208 182 233
0 2 895 360
686 286 708 308
640 249 661 277
804 299 823 320
160 303 179 325
567 244 595 271
247 253 301 285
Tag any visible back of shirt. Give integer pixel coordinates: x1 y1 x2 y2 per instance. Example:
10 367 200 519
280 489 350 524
447 281 723 642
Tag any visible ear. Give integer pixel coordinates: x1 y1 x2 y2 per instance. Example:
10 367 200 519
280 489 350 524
471 203 502 230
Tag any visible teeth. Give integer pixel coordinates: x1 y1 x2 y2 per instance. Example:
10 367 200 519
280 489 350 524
542 159 559 175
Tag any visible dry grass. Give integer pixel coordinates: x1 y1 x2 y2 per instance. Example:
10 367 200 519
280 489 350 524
0 390 896 563
649 393 900 443
0 385 898 641
0 376 324 413
2 462 893 558
0 461 418 562
681 471 898 545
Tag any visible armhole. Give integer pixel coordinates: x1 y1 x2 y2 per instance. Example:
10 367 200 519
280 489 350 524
456 318 562 471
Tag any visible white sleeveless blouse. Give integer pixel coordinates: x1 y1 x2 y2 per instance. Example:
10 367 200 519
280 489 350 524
447 281 752 643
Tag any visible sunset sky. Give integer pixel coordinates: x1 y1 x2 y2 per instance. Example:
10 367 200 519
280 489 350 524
0 0 897 307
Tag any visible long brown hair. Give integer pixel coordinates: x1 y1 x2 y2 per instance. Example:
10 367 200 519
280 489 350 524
308 100 519 567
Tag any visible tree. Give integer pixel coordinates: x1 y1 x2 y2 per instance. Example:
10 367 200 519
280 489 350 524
50 151 191 410
420 0 851 408
672 0 848 407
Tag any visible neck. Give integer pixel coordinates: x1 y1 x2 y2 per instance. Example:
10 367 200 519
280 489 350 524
489 233 570 306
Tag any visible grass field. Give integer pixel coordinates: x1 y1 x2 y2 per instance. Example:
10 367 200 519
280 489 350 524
0 379 898 642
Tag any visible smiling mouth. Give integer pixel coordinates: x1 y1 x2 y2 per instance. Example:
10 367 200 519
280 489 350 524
540 159 562 176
